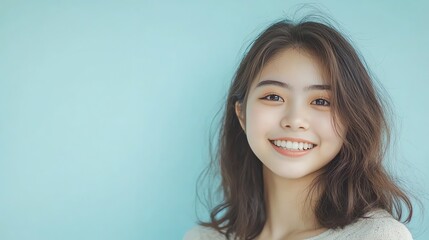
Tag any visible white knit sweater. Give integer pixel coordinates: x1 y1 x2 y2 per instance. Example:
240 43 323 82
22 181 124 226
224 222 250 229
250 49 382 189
183 209 412 240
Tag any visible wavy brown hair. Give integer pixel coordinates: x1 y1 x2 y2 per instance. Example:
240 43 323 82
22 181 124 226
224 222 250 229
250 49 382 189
199 18 413 240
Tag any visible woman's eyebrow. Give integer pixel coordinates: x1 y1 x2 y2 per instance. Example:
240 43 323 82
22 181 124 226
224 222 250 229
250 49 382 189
304 84 331 91
256 80 290 89
256 80 331 91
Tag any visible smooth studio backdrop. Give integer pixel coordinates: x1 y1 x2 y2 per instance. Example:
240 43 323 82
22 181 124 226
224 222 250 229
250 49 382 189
0 0 428 239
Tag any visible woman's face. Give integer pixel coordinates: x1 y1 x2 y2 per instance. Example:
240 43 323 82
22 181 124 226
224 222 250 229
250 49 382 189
236 48 345 180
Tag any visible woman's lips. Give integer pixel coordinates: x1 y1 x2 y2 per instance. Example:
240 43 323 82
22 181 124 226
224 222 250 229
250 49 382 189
269 140 315 157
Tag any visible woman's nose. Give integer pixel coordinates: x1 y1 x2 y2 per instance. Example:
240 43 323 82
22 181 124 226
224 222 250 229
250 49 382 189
280 106 310 131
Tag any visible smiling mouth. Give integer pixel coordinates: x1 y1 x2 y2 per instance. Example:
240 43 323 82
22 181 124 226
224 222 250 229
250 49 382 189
269 140 317 151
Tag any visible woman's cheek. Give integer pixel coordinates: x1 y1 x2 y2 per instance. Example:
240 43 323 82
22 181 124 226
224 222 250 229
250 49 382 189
312 111 342 140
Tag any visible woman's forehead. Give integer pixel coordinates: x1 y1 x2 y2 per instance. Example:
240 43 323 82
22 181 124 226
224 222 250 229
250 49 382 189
251 48 327 89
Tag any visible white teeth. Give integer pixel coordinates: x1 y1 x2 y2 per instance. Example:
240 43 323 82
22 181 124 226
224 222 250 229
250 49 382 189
292 142 299 149
272 140 315 150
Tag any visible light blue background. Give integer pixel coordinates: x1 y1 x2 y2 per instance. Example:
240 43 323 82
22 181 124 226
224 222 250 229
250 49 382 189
0 0 428 239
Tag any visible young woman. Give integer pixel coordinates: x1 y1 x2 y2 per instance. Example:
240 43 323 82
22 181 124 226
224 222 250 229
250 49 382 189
184 17 413 240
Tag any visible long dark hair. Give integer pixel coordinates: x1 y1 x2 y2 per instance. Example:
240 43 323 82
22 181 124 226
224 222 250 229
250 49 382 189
199 18 413 240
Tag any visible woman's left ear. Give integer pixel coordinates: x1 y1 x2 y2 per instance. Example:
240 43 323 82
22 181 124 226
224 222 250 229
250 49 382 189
235 101 246 131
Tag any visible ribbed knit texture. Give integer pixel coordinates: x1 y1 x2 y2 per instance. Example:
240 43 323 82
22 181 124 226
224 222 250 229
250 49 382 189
183 209 412 240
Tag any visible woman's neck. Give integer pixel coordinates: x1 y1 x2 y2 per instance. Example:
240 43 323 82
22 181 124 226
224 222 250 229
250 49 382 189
257 167 327 240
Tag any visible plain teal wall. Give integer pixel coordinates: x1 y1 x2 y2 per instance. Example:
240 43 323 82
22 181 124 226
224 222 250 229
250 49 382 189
0 0 428 239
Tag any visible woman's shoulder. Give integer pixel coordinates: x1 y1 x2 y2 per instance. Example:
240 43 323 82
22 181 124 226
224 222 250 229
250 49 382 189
314 209 412 240
183 225 226 240
357 209 412 239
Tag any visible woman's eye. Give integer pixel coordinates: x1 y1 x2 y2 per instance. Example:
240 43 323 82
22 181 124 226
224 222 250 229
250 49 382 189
261 94 284 102
311 99 330 106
